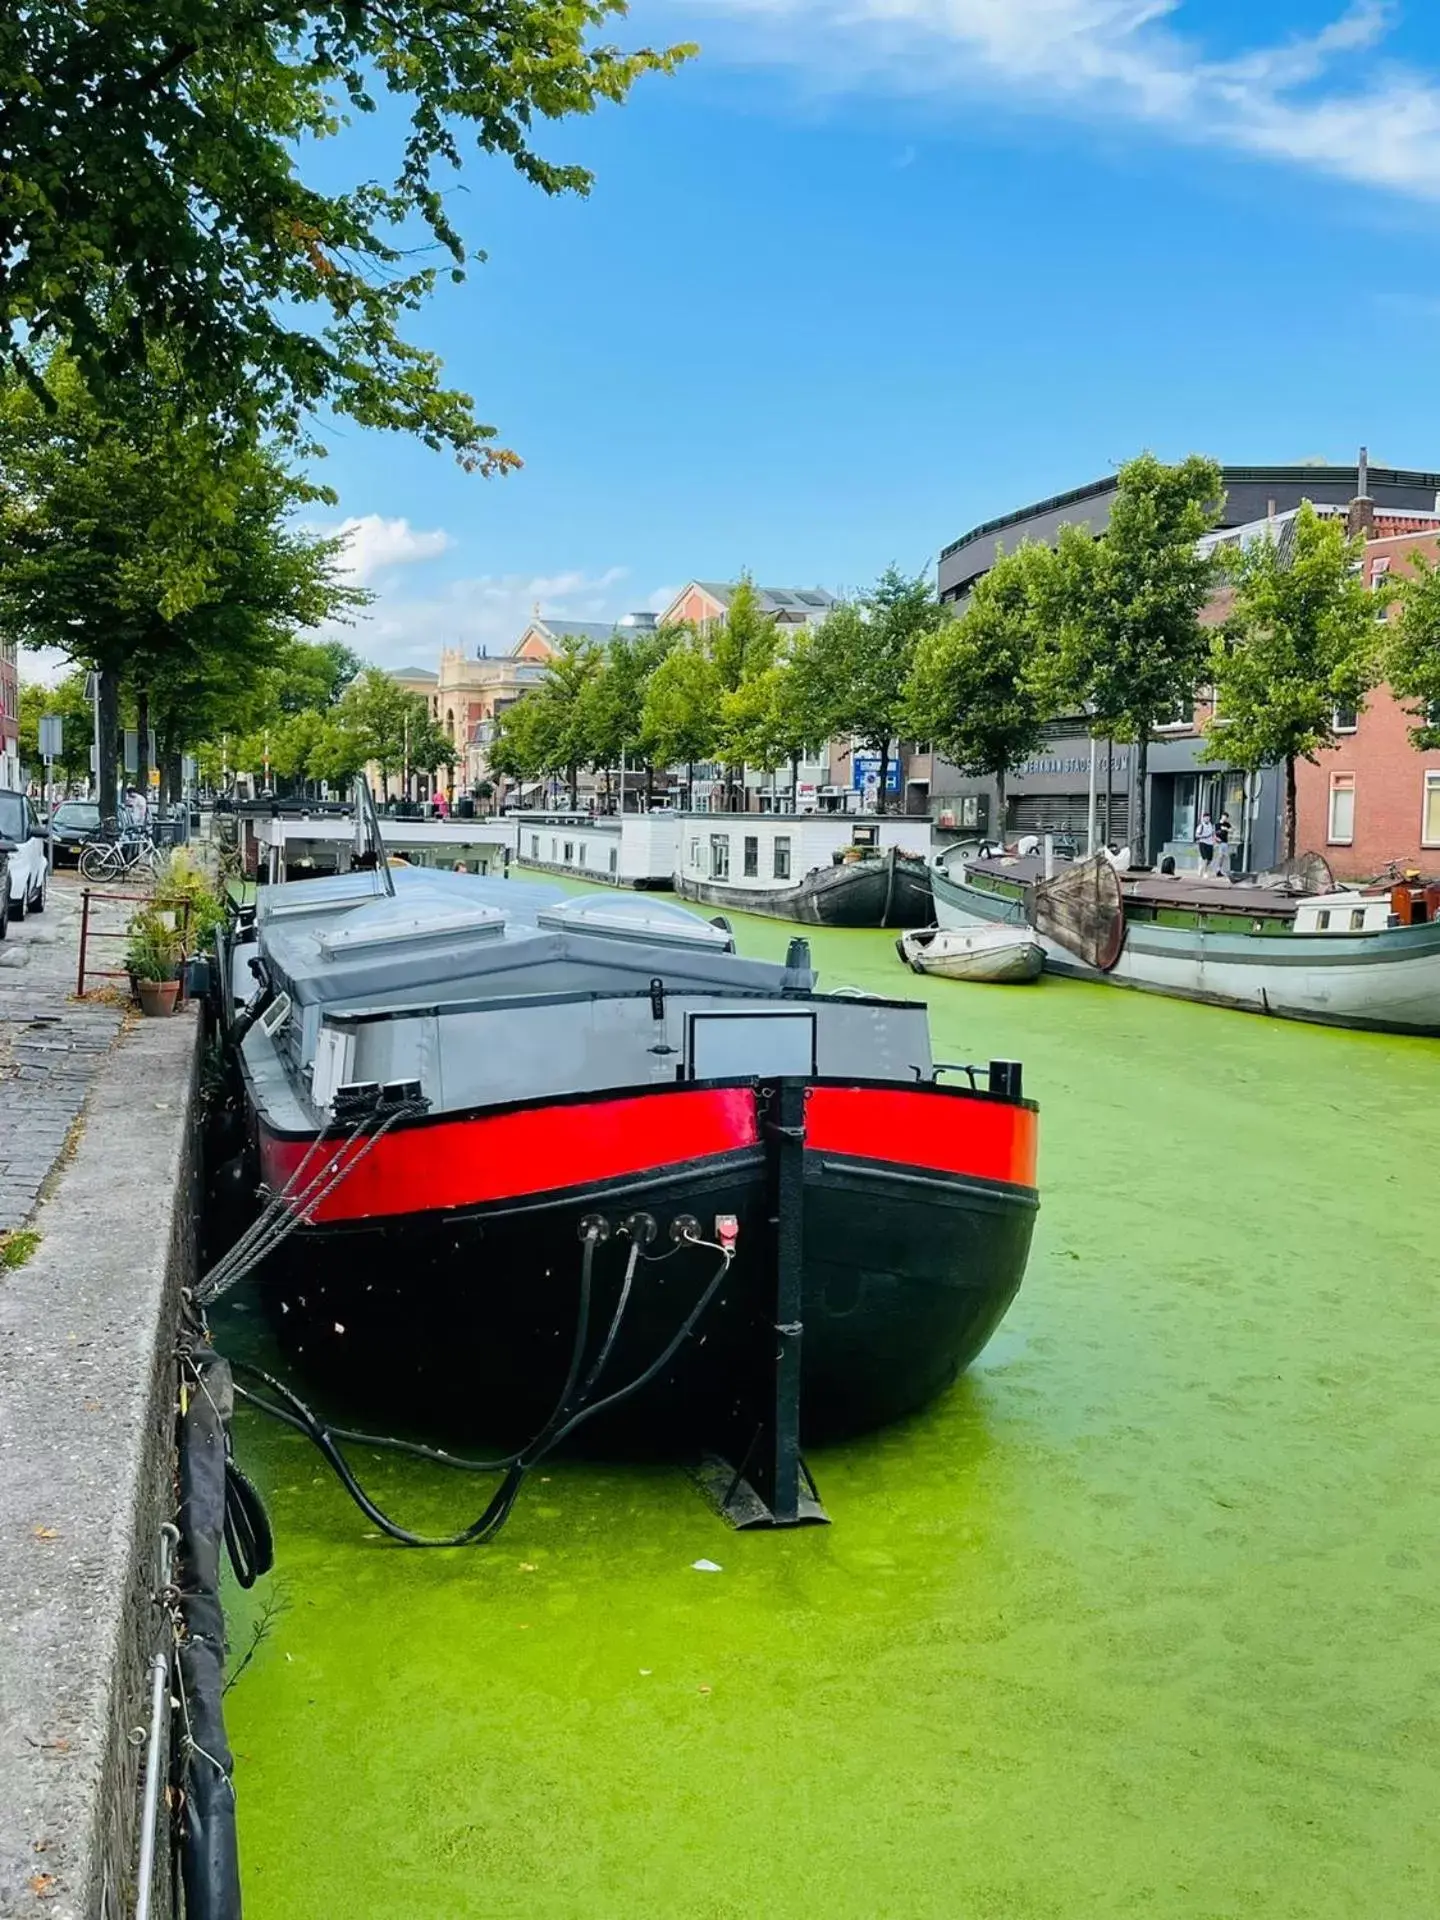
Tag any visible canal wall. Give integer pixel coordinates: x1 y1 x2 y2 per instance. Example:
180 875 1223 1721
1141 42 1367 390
0 1009 203 1920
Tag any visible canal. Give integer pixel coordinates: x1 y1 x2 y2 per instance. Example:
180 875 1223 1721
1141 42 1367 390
221 907 1440 1918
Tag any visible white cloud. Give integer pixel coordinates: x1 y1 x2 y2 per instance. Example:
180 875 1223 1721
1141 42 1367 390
683 0 1440 200
333 566 635 671
331 513 453 584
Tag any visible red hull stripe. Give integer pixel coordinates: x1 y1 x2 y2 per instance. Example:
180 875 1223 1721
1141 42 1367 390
803 1085 1038 1190
262 1087 760 1224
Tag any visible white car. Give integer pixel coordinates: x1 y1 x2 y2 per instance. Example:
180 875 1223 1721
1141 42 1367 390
0 790 49 932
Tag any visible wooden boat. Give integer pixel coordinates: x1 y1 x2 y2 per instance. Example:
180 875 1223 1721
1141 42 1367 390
897 924 1044 983
932 852 1440 1034
216 862 1039 1460
676 844 933 928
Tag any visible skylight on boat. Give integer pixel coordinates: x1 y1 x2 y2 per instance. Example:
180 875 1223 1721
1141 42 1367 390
316 904 507 958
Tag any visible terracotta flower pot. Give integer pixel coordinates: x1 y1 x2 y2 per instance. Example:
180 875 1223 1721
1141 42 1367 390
136 978 181 1018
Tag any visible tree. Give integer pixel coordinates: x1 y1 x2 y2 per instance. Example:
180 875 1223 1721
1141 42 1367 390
0 348 362 819
1203 503 1384 858
19 672 95 788
906 545 1056 834
639 645 723 799
337 669 426 794
806 569 946 813
1050 453 1225 861
0 5 691 465
574 627 676 807
1386 552 1440 749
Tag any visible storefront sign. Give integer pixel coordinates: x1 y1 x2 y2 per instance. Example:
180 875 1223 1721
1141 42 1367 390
851 753 902 795
1016 752 1129 778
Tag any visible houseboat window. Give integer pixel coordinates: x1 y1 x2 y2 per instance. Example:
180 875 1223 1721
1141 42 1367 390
689 837 701 868
579 843 587 866
710 834 730 880
1350 908 1367 930
1424 771 1440 847
563 840 574 863
1327 773 1355 846
1317 911 1331 929
530 835 540 859
1332 702 1359 733
774 836 792 879
743 835 759 878
608 848 618 875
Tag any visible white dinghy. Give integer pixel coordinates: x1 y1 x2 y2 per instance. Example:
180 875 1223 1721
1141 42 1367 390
897 924 1045 984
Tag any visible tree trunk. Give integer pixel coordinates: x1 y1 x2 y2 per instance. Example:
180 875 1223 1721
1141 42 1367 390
1133 732 1150 867
135 685 150 809
875 739 889 815
1104 736 1113 847
97 666 120 826
1285 753 1297 860
995 768 1007 844
789 753 800 814
567 762 578 809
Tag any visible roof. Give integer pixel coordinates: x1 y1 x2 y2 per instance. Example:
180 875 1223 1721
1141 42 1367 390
530 618 621 645
387 666 438 683
692 583 839 615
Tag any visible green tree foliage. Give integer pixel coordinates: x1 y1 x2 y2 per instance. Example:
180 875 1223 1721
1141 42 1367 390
19 672 95 786
0 4 691 465
1386 552 1440 750
1050 453 1225 860
906 545 1056 830
1203 504 1385 857
574 626 677 804
639 644 723 788
335 668 452 795
0 349 363 817
805 569 946 814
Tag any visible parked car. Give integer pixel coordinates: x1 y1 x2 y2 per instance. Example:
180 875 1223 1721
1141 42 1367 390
0 790 48 924
49 799 103 867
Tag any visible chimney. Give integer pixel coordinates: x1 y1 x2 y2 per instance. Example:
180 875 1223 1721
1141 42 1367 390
1347 445 1375 540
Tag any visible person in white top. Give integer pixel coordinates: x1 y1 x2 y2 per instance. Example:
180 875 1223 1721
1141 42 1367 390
1195 811 1215 878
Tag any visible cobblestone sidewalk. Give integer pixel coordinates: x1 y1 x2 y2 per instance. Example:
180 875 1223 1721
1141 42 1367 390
0 876 131 1234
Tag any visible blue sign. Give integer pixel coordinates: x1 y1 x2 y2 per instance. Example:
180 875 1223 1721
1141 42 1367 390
851 752 901 795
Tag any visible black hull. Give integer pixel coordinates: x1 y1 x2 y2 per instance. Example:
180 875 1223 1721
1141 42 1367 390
676 851 933 929
246 1151 1034 1450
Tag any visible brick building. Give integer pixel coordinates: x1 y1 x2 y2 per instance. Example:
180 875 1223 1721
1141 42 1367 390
0 640 17 790
1294 527 1440 879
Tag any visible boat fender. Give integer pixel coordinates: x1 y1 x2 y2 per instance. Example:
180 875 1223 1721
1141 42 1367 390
649 976 665 1021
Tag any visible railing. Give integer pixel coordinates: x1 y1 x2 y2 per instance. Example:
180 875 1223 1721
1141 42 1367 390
76 889 192 998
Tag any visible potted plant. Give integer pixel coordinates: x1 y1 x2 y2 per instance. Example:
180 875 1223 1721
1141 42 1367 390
125 911 183 1016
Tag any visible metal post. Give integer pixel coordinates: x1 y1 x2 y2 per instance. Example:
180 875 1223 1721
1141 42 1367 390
1086 734 1097 856
76 888 90 997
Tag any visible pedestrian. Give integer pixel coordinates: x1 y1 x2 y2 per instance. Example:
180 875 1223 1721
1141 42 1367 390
435 791 449 819
1195 810 1215 878
1213 812 1233 882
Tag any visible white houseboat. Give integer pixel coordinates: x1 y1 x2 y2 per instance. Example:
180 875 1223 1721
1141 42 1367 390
511 811 681 888
675 814 935 927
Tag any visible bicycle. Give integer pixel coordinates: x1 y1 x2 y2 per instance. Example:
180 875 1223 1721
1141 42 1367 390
78 823 163 883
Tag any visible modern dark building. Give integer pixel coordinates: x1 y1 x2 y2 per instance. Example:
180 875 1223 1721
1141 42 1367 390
938 460 1440 603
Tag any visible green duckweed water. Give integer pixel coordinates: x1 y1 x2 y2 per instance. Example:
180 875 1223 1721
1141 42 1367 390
224 910 1440 1918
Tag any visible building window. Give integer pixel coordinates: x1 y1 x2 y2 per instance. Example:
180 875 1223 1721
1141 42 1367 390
774 836 792 880
710 834 730 880
743 835 759 878
1332 702 1359 733
1156 697 1195 732
1371 557 1390 588
1424 772 1440 847
1327 773 1355 846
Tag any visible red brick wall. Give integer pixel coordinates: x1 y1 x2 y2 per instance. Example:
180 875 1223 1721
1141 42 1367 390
1293 532 1440 877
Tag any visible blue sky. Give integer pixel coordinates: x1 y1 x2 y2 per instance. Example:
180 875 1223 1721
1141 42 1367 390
314 0 1440 668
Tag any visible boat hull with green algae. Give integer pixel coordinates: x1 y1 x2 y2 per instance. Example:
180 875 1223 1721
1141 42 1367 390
223 909 1440 1919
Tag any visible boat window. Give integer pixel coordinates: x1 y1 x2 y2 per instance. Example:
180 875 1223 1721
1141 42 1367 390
563 840 574 863
578 843 587 867
688 1009 816 1080
608 848 618 874
743 835 759 878
550 838 557 859
1327 773 1355 846
689 837 700 869
1350 908 1367 930
710 834 730 880
1317 910 1331 929
530 835 540 858
774 835 792 879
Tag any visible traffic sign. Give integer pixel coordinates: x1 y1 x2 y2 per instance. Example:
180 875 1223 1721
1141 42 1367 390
38 715 62 761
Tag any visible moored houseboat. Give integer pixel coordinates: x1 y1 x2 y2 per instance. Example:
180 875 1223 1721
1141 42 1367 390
933 851 1440 1033
216 863 1038 1465
674 814 935 927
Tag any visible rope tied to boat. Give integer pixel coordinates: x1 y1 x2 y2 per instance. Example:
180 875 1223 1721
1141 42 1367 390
195 1097 427 1306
